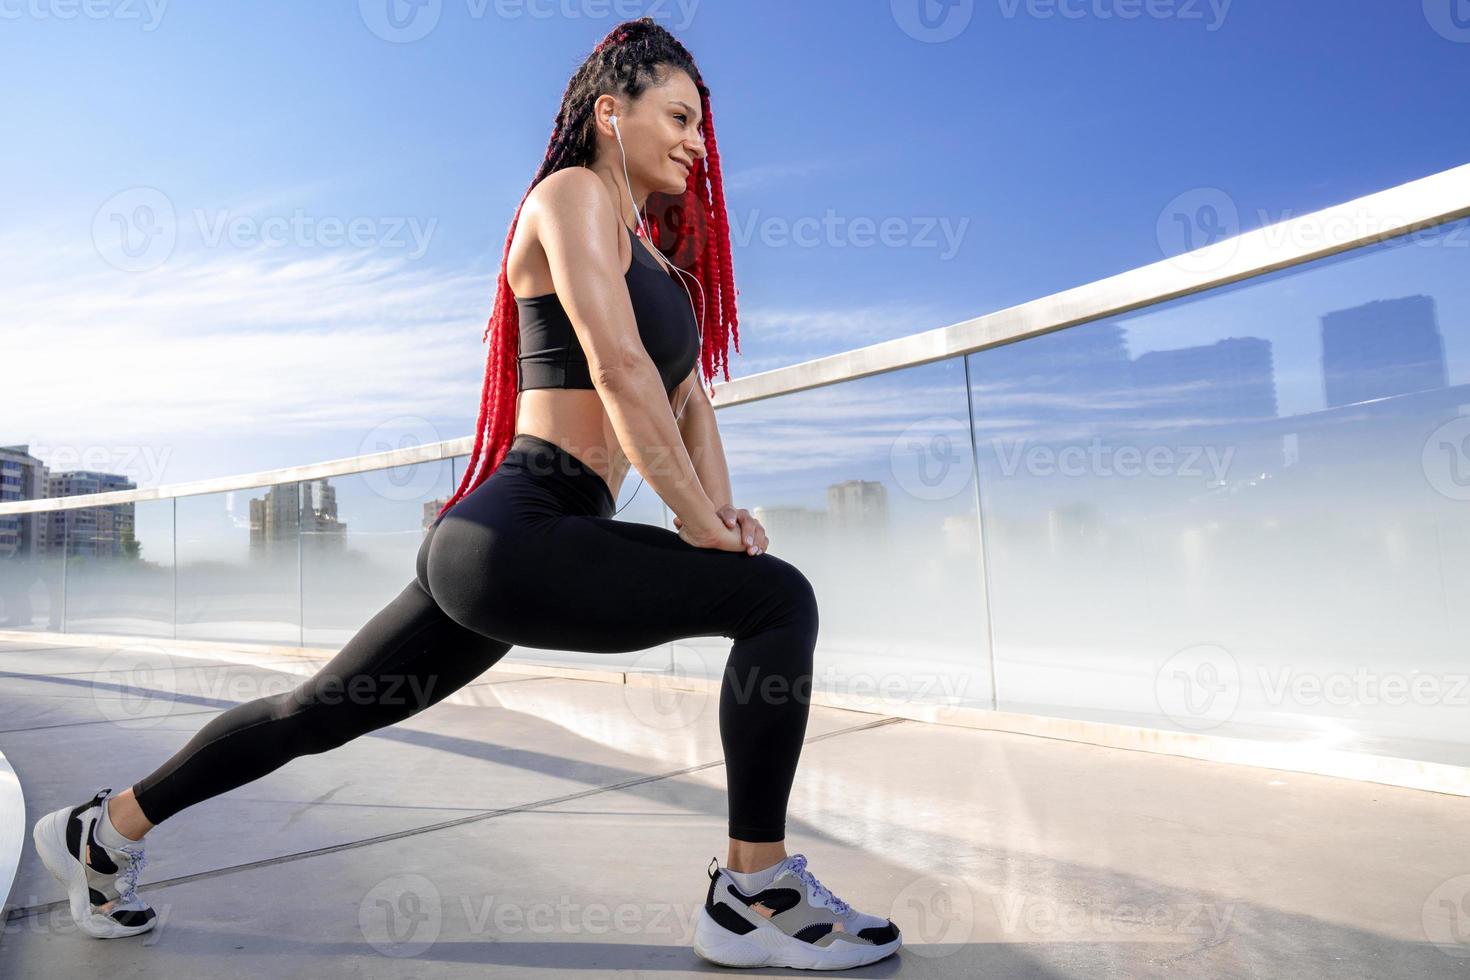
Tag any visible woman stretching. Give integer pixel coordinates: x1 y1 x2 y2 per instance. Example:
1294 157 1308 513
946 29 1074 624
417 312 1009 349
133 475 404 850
32 18 901 971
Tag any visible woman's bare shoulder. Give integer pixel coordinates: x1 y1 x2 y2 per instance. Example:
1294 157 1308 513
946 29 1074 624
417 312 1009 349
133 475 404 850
523 167 609 226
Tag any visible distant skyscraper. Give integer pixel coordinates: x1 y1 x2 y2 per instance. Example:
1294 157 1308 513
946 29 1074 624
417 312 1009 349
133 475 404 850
250 479 348 558
40 471 137 559
752 505 827 545
1131 336 1278 422
972 321 1135 431
827 480 888 532
1321 295 1447 408
0 445 48 559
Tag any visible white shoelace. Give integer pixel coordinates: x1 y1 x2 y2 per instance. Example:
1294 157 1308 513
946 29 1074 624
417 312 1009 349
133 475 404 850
115 846 148 904
784 854 852 917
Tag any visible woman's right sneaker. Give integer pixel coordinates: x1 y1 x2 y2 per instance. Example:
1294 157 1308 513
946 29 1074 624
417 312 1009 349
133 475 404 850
693 853 902 970
32 787 157 939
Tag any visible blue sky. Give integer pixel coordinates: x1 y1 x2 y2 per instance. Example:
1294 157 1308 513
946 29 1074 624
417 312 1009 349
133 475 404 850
3 0 1468 489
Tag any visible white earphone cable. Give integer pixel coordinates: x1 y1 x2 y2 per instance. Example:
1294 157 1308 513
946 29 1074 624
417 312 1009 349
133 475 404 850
609 113 707 517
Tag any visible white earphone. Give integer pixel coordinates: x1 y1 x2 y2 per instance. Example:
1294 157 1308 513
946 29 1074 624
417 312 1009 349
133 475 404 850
607 109 708 517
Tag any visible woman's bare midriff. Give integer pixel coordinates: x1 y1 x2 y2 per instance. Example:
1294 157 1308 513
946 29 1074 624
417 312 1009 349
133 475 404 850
514 387 635 501
507 211 675 504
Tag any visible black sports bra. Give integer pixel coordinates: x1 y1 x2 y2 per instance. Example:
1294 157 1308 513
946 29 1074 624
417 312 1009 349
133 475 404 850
515 224 699 394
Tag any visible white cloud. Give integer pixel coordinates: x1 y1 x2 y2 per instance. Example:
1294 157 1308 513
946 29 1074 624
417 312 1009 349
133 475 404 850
1 224 495 453
722 160 830 194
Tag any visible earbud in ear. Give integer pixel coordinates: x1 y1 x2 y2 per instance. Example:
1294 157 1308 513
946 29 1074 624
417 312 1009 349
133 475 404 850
609 114 622 141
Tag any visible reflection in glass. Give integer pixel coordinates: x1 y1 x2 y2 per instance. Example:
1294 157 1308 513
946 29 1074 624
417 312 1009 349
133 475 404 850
64 499 174 638
970 217 1470 762
176 483 301 644
0 506 66 633
667 359 996 711
301 459 455 648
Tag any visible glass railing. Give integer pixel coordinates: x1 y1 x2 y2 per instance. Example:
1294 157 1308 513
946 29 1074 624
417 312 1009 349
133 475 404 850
4 162 1469 765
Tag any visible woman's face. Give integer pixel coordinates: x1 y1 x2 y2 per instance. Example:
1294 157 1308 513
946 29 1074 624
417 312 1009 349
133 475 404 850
606 68 706 196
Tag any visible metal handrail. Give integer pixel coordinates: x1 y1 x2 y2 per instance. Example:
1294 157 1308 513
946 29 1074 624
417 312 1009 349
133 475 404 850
4 161 1468 516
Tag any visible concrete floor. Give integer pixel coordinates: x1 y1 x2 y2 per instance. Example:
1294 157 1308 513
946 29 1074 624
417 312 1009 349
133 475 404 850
1 636 1468 978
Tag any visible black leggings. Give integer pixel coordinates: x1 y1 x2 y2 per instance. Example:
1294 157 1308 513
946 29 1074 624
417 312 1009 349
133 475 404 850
131 433 819 842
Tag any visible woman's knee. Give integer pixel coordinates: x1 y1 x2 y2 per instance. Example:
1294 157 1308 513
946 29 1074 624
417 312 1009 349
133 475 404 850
750 556 820 644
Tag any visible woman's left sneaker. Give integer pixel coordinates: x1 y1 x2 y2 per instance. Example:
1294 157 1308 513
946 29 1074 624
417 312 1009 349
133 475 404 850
693 853 902 970
32 787 157 939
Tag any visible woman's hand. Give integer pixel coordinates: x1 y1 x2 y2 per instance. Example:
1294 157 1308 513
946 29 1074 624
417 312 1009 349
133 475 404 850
674 504 768 556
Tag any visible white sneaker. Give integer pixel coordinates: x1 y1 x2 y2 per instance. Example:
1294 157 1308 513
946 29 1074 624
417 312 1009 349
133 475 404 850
32 787 157 939
693 853 902 970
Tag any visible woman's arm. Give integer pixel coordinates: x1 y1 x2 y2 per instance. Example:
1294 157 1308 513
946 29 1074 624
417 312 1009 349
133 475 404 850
531 169 732 544
672 367 732 509
670 367 768 557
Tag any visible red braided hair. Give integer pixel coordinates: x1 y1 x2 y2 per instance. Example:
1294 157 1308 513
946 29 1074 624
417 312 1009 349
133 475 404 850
435 19 739 522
